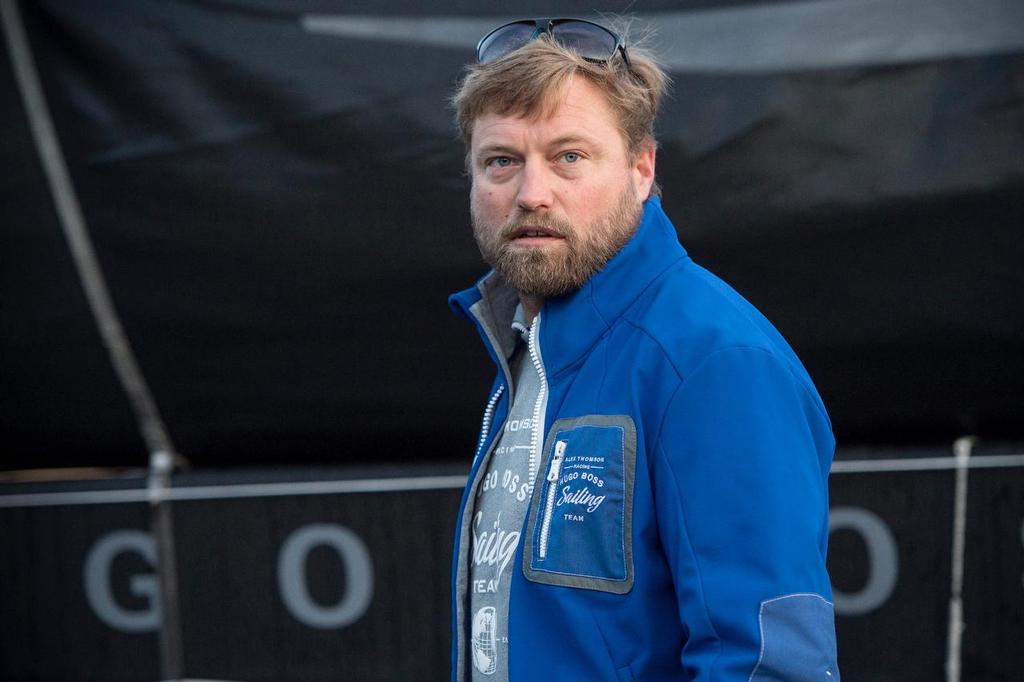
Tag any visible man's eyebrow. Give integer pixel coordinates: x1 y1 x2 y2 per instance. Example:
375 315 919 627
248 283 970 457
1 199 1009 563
474 143 520 158
546 134 601 150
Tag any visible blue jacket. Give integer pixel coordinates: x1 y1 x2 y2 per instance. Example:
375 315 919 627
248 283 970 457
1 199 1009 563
449 197 839 681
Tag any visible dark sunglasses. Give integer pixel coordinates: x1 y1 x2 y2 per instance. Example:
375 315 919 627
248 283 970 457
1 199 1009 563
476 18 629 66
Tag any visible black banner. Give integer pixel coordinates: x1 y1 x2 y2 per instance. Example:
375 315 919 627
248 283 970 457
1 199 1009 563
2 449 1022 681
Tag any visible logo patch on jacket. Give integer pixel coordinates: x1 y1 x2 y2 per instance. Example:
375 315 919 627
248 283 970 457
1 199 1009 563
522 414 636 594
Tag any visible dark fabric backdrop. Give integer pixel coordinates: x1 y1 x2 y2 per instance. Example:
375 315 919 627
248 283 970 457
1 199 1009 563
3 1 1022 469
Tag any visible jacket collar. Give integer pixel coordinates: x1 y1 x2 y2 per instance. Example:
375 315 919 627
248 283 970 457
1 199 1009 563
449 196 688 380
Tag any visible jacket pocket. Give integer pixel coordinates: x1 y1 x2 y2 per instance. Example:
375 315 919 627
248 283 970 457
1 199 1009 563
522 414 636 594
749 593 840 681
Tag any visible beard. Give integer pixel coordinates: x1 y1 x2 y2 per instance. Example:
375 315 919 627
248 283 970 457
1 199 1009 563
471 185 643 299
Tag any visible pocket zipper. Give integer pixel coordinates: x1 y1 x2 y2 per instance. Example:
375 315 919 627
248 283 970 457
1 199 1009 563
538 439 567 560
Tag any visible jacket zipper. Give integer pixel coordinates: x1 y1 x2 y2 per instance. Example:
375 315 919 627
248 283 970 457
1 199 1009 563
526 314 547 491
538 439 567 559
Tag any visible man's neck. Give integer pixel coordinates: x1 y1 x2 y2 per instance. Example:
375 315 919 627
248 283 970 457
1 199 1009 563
519 295 544 326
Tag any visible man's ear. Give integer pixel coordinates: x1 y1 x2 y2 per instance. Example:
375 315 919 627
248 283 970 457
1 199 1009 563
632 142 656 200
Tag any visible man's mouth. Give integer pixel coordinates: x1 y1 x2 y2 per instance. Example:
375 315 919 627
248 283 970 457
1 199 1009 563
508 226 564 243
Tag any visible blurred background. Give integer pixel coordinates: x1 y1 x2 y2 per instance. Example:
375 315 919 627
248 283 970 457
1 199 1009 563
1 1 1022 680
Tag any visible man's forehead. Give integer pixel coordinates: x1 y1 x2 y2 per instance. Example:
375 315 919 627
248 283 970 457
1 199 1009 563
472 94 566 137
470 78 618 147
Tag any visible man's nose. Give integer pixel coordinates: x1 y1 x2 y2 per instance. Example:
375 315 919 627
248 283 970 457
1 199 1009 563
516 161 554 212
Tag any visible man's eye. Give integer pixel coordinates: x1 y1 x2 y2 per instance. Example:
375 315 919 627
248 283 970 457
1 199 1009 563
562 152 581 163
488 156 513 167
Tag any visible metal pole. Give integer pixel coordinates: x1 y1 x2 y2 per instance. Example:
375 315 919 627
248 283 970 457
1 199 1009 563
945 436 974 682
150 450 185 680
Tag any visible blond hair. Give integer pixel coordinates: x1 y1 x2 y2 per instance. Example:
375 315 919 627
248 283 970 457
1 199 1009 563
452 33 669 177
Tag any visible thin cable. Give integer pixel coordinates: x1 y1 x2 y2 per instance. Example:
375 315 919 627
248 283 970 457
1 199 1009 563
830 453 1024 474
0 474 470 508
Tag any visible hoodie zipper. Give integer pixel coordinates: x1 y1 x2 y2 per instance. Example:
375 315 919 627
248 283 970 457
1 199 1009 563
474 384 505 463
538 439 567 559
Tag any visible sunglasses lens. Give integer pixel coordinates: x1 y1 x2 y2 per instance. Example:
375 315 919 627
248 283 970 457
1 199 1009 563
477 22 538 63
550 21 618 60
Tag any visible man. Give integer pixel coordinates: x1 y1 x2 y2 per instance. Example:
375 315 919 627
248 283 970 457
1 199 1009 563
448 18 839 681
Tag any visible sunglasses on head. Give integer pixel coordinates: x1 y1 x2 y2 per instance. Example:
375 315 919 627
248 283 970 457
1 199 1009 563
476 18 629 66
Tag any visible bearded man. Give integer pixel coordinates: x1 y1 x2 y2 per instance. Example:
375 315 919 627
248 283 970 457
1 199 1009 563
447 18 840 682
